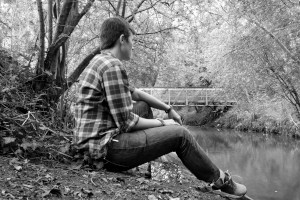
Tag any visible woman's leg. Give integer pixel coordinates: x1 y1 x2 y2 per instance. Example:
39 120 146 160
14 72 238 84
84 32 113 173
104 101 246 196
104 125 220 183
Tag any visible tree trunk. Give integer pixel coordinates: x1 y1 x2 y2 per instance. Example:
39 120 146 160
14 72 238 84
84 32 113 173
35 0 95 91
48 0 53 45
66 47 101 88
36 0 45 74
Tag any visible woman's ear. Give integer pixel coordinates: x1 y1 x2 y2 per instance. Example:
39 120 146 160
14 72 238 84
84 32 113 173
119 34 125 44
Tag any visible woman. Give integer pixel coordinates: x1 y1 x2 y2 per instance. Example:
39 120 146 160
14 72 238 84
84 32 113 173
74 17 247 197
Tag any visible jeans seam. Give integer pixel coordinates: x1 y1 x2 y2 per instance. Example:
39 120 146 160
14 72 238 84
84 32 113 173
103 157 130 168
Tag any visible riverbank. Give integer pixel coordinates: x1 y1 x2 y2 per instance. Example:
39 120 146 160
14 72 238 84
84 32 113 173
213 108 300 139
174 105 300 139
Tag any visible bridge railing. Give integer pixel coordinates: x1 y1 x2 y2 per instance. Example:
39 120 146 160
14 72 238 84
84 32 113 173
138 87 236 106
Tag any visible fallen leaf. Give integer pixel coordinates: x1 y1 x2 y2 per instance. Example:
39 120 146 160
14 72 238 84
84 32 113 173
20 142 31 150
148 194 158 200
82 174 88 178
39 126 48 131
137 177 145 184
13 165 22 171
69 162 82 170
45 174 53 179
60 143 70 154
14 148 23 155
10 75 17 81
23 184 34 188
101 178 108 183
81 188 93 197
9 157 21 165
64 186 71 194
74 191 83 198
3 137 16 144
169 197 180 200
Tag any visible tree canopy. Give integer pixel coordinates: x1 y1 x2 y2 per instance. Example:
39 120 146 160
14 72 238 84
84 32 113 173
1 0 300 121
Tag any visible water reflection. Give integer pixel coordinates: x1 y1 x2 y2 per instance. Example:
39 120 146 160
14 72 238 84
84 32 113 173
186 126 300 200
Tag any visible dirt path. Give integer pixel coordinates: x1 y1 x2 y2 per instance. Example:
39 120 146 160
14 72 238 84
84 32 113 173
0 156 226 200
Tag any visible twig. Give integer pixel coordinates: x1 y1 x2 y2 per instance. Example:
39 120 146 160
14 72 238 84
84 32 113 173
135 26 182 35
49 148 73 159
289 114 299 129
0 19 11 29
21 112 31 126
90 177 97 186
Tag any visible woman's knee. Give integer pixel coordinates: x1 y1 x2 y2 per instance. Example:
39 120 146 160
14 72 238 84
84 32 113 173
174 126 194 141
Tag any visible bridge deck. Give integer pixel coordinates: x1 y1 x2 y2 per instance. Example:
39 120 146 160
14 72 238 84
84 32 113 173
139 87 236 106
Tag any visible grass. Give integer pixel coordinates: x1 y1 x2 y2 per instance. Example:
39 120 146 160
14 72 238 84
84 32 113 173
213 100 300 138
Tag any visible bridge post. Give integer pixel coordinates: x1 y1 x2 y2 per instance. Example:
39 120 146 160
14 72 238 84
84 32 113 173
185 89 188 105
168 89 170 105
205 89 208 106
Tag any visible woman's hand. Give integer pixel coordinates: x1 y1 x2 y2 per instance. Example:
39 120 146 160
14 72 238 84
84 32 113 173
163 119 180 126
168 109 182 125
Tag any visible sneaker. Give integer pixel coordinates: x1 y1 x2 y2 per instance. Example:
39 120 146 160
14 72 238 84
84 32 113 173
211 171 247 197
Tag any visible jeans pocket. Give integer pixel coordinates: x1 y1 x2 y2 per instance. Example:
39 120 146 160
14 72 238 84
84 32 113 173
109 130 147 150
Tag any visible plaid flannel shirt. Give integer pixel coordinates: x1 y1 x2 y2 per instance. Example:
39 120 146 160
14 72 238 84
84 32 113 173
73 51 139 159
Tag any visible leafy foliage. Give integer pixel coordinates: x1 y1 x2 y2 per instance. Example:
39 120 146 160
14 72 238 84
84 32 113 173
1 0 300 160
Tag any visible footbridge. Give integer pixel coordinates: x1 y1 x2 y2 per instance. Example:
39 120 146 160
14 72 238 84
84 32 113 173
139 87 236 107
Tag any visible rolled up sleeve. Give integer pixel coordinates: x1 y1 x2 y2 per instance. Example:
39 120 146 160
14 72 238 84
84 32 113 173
103 65 139 132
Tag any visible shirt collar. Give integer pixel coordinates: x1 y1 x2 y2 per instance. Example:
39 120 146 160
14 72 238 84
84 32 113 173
101 50 116 58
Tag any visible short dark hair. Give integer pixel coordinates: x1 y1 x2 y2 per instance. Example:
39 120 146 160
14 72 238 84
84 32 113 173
100 17 135 50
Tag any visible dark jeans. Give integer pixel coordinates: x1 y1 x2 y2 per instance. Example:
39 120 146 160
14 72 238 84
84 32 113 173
104 101 220 183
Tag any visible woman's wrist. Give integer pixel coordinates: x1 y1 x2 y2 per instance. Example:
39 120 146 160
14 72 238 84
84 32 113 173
165 105 173 114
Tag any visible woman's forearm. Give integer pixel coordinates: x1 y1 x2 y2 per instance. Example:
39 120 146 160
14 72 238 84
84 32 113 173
131 117 163 131
132 89 170 112
131 88 183 125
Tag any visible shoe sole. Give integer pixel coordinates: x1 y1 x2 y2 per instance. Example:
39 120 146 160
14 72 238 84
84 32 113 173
199 186 253 200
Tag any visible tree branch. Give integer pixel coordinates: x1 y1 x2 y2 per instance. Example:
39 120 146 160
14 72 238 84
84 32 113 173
53 0 73 42
66 47 101 88
55 0 60 20
249 19 300 65
107 0 117 13
264 52 299 106
36 0 45 72
136 26 180 35
127 0 156 23
116 0 122 16
79 0 95 18
0 19 11 29
121 0 126 17
48 0 53 45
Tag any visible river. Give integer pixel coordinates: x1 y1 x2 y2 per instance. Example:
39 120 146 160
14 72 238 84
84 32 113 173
185 126 300 200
